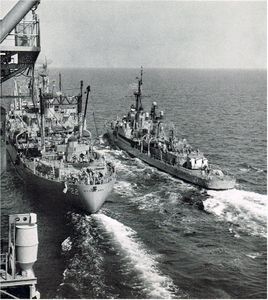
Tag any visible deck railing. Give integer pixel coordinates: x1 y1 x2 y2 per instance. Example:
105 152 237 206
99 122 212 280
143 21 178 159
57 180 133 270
21 156 115 186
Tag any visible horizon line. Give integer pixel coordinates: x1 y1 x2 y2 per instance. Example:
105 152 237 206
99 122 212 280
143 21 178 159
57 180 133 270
46 66 267 70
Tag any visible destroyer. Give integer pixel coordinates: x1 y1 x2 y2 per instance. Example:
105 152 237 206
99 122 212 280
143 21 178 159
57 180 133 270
6 79 115 213
105 68 235 190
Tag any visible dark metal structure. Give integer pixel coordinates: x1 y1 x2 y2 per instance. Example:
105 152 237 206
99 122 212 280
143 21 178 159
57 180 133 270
0 0 41 84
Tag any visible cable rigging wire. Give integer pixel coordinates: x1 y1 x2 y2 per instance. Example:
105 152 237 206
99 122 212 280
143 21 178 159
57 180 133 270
88 92 99 143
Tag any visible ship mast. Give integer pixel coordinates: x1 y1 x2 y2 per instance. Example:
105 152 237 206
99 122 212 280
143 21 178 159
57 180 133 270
134 66 143 112
83 85 90 130
39 88 45 151
59 73 62 92
77 81 83 140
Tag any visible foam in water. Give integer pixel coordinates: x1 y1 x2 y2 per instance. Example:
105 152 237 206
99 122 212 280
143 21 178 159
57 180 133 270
62 236 72 252
132 191 169 212
246 252 262 259
59 213 113 298
204 189 267 237
238 162 267 175
93 213 178 298
114 180 136 196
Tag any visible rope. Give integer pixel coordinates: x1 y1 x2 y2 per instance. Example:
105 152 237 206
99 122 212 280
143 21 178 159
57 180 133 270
0 289 19 299
46 107 76 129
14 67 31 79
46 107 63 125
89 94 99 138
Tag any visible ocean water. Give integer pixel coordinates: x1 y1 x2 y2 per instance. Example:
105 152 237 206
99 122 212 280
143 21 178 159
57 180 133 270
1 69 266 299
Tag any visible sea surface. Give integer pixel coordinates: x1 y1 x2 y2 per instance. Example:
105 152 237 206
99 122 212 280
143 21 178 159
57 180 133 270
1 68 267 299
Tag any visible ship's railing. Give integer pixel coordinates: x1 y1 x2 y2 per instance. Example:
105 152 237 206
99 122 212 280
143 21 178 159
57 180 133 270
20 157 61 182
21 156 115 185
1 17 40 48
0 253 8 280
34 170 61 181
64 171 115 186
146 153 229 179
149 152 175 166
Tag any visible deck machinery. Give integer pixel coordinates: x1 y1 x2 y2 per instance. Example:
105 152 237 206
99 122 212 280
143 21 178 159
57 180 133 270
0 213 40 299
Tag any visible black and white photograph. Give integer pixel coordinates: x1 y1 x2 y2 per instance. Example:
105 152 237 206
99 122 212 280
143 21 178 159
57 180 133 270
0 0 266 299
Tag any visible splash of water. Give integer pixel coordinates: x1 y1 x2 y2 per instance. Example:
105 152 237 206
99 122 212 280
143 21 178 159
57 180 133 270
114 180 137 197
204 189 267 237
62 236 72 252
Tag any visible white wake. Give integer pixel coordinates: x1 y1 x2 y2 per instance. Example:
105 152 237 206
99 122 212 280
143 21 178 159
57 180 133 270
93 213 179 298
204 189 267 237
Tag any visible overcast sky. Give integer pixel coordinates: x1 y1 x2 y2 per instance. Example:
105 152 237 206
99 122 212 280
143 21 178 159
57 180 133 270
1 0 267 68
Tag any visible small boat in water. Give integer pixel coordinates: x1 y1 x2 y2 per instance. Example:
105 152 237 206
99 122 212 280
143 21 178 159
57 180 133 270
6 78 115 213
105 67 235 190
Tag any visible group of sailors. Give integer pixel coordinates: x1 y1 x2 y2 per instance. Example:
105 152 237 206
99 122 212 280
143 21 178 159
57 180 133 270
70 151 103 164
68 169 104 185
152 138 198 157
71 153 90 163
64 164 115 186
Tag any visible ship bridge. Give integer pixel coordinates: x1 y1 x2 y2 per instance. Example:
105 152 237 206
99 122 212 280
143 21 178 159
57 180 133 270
0 0 41 84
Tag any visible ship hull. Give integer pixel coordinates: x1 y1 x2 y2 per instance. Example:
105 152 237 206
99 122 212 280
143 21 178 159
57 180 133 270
6 142 115 213
106 130 235 190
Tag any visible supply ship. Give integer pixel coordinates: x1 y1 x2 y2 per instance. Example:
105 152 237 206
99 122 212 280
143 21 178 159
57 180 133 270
1 0 115 213
6 79 116 213
105 68 235 190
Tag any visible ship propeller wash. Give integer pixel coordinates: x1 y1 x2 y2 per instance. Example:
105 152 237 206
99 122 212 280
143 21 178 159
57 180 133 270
105 67 235 190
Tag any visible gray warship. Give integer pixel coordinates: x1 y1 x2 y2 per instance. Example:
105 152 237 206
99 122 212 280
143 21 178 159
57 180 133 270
105 68 235 190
